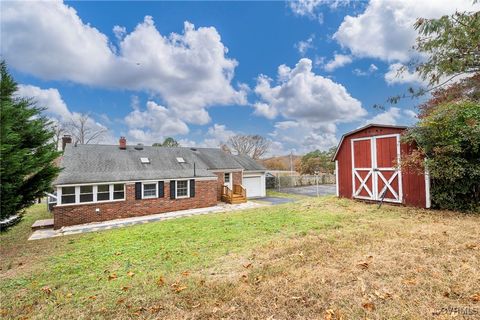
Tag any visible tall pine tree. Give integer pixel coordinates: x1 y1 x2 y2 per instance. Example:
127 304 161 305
0 61 61 222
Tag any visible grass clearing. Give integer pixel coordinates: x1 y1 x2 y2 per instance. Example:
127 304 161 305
1 197 479 319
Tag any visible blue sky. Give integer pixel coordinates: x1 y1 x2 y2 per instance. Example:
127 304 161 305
2 0 476 155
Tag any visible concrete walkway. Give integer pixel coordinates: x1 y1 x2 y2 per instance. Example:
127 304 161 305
29 201 265 241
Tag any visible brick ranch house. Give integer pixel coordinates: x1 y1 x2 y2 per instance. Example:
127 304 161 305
52 137 266 229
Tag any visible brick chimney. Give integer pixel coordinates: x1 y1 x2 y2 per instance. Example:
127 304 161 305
119 136 127 150
61 135 72 151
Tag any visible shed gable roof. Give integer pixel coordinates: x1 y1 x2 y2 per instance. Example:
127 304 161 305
332 124 408 161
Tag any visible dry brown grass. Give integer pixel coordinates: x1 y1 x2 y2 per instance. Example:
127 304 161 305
133 203 480 320
1 198 479 319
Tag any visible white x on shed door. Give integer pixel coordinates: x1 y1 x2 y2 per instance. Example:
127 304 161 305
351 134 402 203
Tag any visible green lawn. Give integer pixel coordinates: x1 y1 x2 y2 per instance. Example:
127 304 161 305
1 197 479 319
1 197 344 318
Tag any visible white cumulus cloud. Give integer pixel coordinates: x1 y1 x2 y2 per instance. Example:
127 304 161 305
324 54 352 72
384 63 425 85
15 85 73 121
364 107 402 126
2 1 247 126
334 0 477 63
124 101 189 144
254 58 366 124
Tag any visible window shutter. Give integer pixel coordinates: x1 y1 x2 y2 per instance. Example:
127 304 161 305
190 179 195 198
135 182 142 200
170 181 176 199
158 181 164 198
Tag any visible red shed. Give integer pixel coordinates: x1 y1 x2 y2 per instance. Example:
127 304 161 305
333 124 430 208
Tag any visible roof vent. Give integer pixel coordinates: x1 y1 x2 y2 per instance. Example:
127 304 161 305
176 157 185 163
135 143 144 150
190 148 197 152
140 157 150 164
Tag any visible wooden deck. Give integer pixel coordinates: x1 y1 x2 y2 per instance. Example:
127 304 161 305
221 184 247 204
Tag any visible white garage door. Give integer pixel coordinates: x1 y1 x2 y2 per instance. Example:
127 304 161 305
243 176 262 198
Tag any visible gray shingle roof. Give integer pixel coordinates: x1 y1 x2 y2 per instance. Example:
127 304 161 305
54 144 264 185
233 155 266 171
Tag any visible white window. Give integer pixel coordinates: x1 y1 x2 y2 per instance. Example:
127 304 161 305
61 187 76 204
140 157 150 164
224 173 230 183
176 180 189 198
143 183 157 198
176 157 185 163
79 186 93 203
113 184 125 200
59 183 125 205
97 184 110 201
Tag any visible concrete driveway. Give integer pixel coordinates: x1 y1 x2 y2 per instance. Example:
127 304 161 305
279 184 336 197
255 197 296 205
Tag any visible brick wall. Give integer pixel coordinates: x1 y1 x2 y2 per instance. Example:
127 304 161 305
214 172 225 200
53 179 218 229
232 171 242 186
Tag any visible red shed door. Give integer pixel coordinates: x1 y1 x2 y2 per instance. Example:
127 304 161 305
351 134 402 203
375 135 402 203
351 138 375 200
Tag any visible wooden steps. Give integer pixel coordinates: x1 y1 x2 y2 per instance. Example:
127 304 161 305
221 184 247 204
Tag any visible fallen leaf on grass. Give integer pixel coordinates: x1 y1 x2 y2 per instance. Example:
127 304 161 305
121 286 130 292
66 293 73 298
402 278 417 286
240 274 248 282
356 262 369 270
254 276 263 285
89 295 97 300
243 263 252 269
174 286 187 293
374 290 392 300
156 276 165 287
466 243 478 250
41 286 52 295
171 283 187 293
181 271 190 276
127 271 135 277
108 273 117 281
324 309 335 320
150 305 163 313
471 293 480 302
362 301 375 311
117 298 126 304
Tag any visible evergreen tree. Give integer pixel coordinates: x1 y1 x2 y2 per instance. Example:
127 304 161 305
0 61 61 222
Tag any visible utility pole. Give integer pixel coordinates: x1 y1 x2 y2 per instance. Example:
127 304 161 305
290 150 294 187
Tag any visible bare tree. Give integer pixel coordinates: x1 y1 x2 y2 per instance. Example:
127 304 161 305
220 143 232 154
51 121 66 150
68 113 106 144
226 134 270 160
